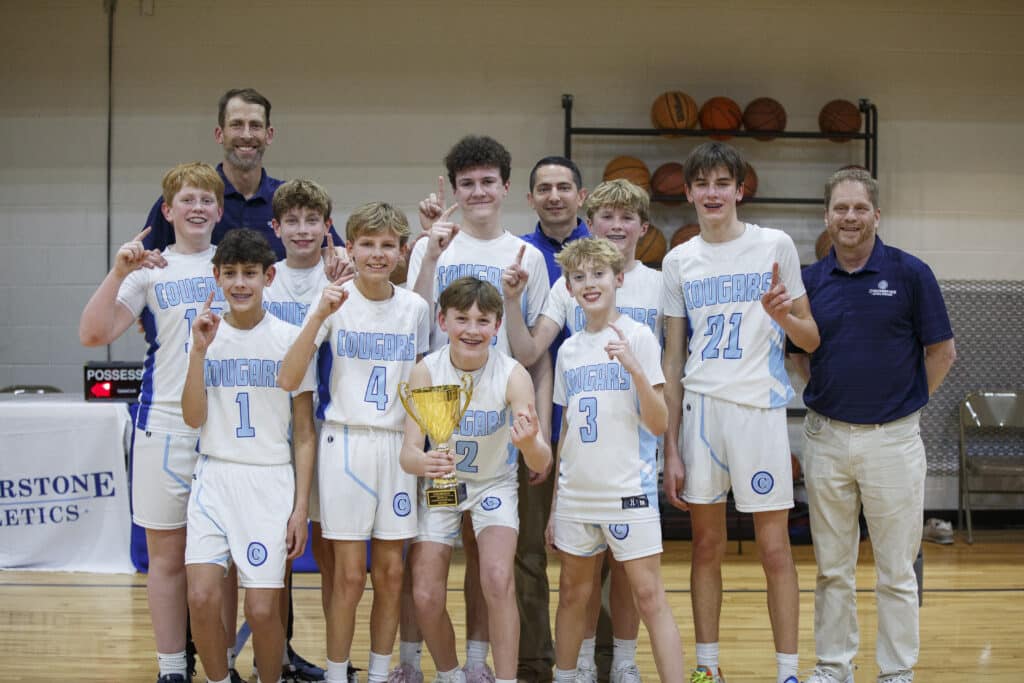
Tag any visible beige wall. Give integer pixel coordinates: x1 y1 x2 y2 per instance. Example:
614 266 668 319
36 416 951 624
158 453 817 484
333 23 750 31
2 0 1022 391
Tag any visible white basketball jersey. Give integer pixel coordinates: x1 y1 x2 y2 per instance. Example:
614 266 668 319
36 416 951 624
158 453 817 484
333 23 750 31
315 281 430 430
406 230 549 354
264 260 330 326
661 223 804 409
200 313 315 466
542 261 664 344
553 316 664 523
117 246 219 435
422 346 519 484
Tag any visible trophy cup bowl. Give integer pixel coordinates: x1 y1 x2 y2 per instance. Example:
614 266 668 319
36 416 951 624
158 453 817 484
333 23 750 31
398 373 473 507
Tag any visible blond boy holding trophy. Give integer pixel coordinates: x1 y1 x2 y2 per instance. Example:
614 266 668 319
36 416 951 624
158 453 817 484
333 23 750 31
399 277 552 683
279 202 431 683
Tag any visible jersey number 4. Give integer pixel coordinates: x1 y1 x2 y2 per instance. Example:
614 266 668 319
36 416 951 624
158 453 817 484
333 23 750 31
701 312 744 360
364 366 389 411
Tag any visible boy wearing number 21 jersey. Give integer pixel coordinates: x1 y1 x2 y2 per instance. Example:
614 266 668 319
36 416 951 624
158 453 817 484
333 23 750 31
660 142 820 683
279 202 430 683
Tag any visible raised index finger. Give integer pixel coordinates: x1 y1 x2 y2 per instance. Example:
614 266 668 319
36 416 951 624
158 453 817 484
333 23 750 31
438 175 447 210
134 226 152 243
326 232 335 252
514 244 525 268
439 203 458 221
202 290 214 312
771 262 780 287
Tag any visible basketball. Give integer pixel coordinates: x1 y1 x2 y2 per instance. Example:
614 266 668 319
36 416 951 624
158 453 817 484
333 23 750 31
636 224 668 266
818 99 862 142
670 223 701 249
603 156 651 194
698 96 743 140
743 97 787 141
650 91 698 131
815 229 833 260
651 162 686 199
740 163 758 200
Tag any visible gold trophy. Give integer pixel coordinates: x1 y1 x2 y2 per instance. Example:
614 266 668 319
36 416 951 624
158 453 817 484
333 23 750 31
398 373 473 507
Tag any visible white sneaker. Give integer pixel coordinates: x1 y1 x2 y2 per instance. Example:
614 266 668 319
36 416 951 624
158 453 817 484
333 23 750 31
804 667 853 683
923 518 954 544
610 663 642 683
461 663 495 683
879 672 914 683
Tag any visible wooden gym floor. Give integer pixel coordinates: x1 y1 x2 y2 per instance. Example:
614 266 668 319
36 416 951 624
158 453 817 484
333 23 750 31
2 530 1022 682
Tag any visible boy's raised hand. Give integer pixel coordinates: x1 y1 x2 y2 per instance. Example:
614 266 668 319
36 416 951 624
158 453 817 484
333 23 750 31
418 175 448 232
323 233 356 283
604 322 640 374
314 275 350 318
501 244 529 300
760 262 792 323
425 202 460 260
191 292 221 354
114 227 166 277
510 401 540 448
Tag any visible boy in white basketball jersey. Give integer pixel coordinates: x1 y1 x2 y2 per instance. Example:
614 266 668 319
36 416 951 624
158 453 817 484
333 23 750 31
79 162 224 683
660 142 820 683
279 202 431 683
180 229 317 683
548 238 683 683
400 277 552 683
502 179 661 681
408 135 552 681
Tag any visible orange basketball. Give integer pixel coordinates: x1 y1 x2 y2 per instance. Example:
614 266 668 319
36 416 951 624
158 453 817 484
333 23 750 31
815 229 833 260
650 91 698 131
603 156 651 194
699 96 743 140
743 97 787 141
651 162 686 199
636 225 668 266
670 223 701 249
740 163 758 200
818 99 862 142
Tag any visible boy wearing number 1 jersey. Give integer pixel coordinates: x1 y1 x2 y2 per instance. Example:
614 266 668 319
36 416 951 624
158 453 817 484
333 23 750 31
279 202 431 683
660 142 820 683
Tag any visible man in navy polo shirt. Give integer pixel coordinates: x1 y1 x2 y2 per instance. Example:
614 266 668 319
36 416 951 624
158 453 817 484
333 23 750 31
796 168 955 683
141 87 342 260
515 156 589 683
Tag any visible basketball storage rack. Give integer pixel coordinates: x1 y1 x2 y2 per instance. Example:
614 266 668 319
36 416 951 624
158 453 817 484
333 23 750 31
561 93 878 205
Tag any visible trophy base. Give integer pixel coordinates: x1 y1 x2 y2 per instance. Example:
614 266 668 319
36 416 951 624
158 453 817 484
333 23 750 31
425 482 468 508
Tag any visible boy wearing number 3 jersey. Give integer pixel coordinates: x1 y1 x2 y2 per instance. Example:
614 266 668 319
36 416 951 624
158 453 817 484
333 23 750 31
279 202 430 683
79 162 224 683
181 229 317 683
660 142 820 683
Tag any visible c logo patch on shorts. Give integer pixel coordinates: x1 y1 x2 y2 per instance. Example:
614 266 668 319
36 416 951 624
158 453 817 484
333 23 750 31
751 470 775 495
609 524 630 540
481 496 501 511
393 492 412 517
247 542 268 566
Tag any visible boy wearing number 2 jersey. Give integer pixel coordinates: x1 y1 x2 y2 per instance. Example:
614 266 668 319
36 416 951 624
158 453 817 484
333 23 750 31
660 142 820 683
279 202 430 683
79 162 224 683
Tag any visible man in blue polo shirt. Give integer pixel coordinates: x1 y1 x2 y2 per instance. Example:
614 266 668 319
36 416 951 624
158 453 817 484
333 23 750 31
516 156 589 683
796 168 956 683
141 87 342 259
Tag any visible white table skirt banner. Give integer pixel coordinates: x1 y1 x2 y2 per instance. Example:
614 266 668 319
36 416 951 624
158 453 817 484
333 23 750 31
0 397 135 573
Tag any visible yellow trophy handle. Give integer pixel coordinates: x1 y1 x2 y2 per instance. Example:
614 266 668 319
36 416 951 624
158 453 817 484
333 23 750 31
397 381 426 435
458 373 474 420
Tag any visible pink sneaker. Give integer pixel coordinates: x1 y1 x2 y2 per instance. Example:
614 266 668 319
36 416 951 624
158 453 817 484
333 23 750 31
462 663 496 683
388 663 425 683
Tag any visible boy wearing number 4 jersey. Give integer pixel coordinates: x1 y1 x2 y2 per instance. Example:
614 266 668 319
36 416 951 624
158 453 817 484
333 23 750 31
279 202 431 683
181 229 317 683
79 162 224 683
400 277 552 683
660 142 820 683
548 237 683 683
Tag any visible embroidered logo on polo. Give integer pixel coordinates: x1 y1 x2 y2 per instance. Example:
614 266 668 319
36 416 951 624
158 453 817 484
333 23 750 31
609 524 630 540
247 541 268 566
481 496 501 511
868 279 897 297
751 470 774 495
393 492 412 517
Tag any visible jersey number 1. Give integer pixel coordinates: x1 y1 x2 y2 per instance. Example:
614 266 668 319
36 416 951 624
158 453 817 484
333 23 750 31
235 392 255 438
